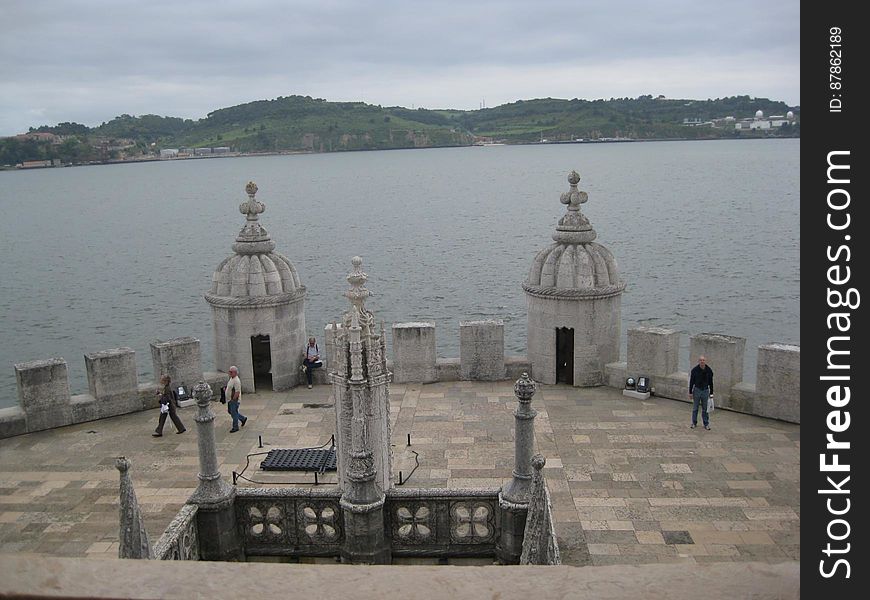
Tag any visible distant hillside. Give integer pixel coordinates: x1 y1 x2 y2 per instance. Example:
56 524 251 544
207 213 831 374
1 94 798 166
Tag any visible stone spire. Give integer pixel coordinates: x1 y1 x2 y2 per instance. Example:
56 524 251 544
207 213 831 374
520 455 562 565
553 170 596 244
335 257 391 563
116 457 151 559
333 256 391 492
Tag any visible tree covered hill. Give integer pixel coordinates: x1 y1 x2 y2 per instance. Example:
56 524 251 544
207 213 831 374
1 94 798 165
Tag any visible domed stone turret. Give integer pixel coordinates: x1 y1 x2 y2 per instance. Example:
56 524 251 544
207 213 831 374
523 171 625 386
205 182 307 391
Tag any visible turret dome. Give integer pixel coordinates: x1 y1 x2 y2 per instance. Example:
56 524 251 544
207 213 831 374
206 181 304 304
524 171 625 298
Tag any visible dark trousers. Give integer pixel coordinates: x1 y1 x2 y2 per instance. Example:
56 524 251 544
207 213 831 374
303 359 322 385
156 402 185 434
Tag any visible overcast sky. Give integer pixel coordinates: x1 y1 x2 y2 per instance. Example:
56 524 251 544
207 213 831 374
0 0 799 136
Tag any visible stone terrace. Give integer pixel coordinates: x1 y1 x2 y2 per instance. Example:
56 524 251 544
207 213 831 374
0 381 799 566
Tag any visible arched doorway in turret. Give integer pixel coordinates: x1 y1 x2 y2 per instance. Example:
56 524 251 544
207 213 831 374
556 327 574 385
251 334 272 391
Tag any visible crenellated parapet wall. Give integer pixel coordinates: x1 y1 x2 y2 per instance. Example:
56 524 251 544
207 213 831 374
605 326 799 424
1 337 225 440
390 320 528 384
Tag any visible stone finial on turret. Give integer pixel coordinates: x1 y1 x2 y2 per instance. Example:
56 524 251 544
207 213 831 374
554 170 596 244
240 181 265 221
116 456 151 559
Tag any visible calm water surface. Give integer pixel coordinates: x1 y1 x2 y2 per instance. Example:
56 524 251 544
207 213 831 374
0 139 799 407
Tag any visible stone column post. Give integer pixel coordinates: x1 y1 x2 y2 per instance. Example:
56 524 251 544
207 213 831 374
497 372 538 564
188 381 242 561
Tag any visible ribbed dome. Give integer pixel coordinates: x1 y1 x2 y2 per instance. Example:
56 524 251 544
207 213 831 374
206 181 305 305
524 171 625 297
527 241 621 290
210 252 302 297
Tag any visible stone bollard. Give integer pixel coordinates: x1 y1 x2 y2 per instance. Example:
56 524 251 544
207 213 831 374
391 322 437 383
188 381 242 561
626 326 680 380
498 372 538 564
460 319 506 381
150 337 203 394
756 344 800 422
15 358 73 432
689 333 746 405
84 348 141 418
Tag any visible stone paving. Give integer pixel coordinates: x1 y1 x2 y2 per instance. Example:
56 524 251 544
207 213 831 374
0 381 800 566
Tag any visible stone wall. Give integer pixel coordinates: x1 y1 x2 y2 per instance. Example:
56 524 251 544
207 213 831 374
2 339 209 440
608 326 800 424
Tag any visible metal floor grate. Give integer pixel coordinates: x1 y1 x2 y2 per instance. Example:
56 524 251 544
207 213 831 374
260 448 337 472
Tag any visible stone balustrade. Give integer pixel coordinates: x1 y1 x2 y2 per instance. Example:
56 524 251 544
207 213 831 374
153 504 200 561
606 327 800 424
228 487 504 560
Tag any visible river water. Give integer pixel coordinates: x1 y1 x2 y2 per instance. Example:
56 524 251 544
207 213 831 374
0 139 799 407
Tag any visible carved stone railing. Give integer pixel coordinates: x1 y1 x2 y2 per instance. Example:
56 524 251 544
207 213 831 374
233 487 502 560
153 504 199 561
235 488 345 557
386 488 500 558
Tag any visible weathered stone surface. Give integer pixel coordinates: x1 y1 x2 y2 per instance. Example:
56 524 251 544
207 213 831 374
392 322 437 383
0 406 26 438
460 320 506 381
0 556 802 600
755 343 800 423
689 333 746 403
604 361 627 388
505 356 532 380
69 393 100 423
84 347 141 418
435 358 461 381
15 357 72 432
150 337 203 391
626 326 680 379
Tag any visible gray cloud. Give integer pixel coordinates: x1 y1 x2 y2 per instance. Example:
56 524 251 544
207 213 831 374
0 0 799 135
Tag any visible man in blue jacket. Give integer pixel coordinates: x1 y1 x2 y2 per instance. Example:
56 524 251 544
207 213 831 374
689 356 714 430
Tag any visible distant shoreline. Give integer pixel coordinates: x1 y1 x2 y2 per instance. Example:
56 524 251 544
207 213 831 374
0 135 799 172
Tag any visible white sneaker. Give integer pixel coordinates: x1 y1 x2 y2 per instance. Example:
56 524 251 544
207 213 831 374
300 364 307 373
307 384 312 389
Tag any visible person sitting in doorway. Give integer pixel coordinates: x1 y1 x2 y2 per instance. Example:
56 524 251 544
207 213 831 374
301 337 323 389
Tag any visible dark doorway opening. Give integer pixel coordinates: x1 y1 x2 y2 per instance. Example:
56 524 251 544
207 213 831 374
251 335 272 391
556 327 574 385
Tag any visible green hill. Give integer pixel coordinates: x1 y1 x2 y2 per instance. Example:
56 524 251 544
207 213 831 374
1 94 798 165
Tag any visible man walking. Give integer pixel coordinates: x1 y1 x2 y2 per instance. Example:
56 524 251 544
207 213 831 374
689 355 714 430
226 365 247 433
